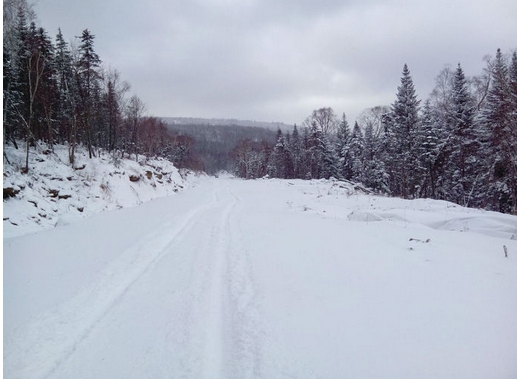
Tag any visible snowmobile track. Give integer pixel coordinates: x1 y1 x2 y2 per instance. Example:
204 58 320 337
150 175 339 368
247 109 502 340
6 190 223 379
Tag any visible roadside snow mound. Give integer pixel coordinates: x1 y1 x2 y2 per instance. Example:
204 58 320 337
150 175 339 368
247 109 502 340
280 178 517 240
3 143 200 238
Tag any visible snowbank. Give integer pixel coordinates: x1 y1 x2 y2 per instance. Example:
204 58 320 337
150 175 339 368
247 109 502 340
3 143 200 238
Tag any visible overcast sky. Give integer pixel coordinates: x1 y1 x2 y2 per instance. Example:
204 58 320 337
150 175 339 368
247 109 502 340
36 0 516 125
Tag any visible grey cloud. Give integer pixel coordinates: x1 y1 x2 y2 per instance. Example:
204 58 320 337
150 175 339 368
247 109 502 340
37 0 516 124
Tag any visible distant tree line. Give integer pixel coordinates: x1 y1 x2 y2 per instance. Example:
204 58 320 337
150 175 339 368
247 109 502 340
234 53 517 214
165 123 278 174
3 1 192 170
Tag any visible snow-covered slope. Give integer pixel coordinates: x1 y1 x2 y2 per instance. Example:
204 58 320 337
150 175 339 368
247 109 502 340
3 143 199 238
4 177 517 379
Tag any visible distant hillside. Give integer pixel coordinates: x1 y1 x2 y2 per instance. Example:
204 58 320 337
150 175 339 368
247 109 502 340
163 120 280 175
162 117 294 132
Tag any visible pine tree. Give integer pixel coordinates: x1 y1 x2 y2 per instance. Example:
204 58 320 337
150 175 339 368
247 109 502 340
289 124 302 178
320 132 339 179
32 26 57 145
12 7 30 128
305 122 339 180
443 63 480 207
419 99 441 197
13 21 56 170
268 129 290 178
3 41 22 148
349 121 364 183
509 52 517 108
336 113 353 180
54 28 76 145
387 64 421 198
76 29 101 158
300 126 312 179
362 121 387 191
481 49 516 213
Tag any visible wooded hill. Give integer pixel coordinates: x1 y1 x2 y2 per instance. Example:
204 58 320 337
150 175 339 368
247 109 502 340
163 121 279 175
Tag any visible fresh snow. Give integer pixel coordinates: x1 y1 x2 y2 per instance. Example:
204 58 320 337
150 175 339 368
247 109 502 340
3 149 517 379
3 144 197 238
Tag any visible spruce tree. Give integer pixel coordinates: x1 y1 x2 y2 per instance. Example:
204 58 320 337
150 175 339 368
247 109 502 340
419 99 441 197
32 26 57 145
54 28 76 145
362 121 387 191
268 129 291 178
12 7 30 128
320 132 339 179
387 64 421 198
349 121 364 183
444 63 480 207
336 113 353 180
289 124 302 178
76 29 101 158
3 41 22 148
481 49 516 212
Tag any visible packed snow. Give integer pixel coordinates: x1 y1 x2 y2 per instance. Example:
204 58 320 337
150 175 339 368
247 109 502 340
3 149 517 379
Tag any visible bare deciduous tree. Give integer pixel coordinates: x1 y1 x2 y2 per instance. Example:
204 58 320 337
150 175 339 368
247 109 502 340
125 94 146 161
303 107 339 135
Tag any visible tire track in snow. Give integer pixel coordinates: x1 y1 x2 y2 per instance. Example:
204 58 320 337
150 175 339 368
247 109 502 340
180 186 263 378
225 187 264 379
4 191 220 379
5 182 264 379
200 187 236 378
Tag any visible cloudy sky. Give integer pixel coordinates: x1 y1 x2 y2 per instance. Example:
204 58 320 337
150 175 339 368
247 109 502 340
36 0 516 125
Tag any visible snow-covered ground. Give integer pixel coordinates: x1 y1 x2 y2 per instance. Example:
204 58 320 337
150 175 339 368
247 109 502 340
3 158 517 378
3 143 198 238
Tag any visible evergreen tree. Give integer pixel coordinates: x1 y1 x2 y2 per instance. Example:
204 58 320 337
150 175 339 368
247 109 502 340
336 113 353 180
387 64 421 198
320 132 339 179
11 7 30 128
362 121 388 191
419 99 441 197
349 121 364 182
300 126 312 179
268 129 290 178
509 52 517 108
76 29 101 158
443 63 480 206
32 25 57 145
54 28 76 145
289 124 302 178
481 49 516 212
305 122 338 179
3 40 22 148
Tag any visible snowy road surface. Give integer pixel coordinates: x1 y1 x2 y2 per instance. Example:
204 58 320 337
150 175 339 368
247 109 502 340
4 178 517 378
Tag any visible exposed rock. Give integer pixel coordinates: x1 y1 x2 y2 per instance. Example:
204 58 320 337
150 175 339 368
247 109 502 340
3 187 20 199
48 189 59 198
129 174 140 182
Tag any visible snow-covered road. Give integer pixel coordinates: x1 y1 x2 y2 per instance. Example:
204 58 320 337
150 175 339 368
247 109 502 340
4 178 517 378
